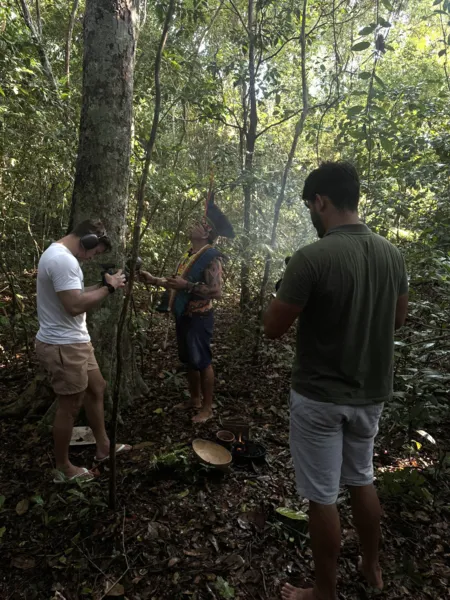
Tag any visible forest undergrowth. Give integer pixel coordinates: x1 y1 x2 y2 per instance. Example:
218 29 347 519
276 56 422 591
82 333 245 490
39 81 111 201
0 275 449 600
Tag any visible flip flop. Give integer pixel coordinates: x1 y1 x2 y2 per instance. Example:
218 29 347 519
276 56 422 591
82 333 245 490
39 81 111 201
53 467 95 484
94 443 131 463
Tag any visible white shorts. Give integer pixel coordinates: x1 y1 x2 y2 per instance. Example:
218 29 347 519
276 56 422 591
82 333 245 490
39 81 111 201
289 390 384 505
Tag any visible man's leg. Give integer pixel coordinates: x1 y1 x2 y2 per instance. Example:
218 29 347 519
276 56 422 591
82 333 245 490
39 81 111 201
282 503 341 600
191 312 214 423
340 404 384 590
37 341 92 479
83 368 110 459
53 392 88 478
186 369 202 408
174 317 202 409
83 368 131 460
192 364 214 423
282 392 344 600
349 484 383 589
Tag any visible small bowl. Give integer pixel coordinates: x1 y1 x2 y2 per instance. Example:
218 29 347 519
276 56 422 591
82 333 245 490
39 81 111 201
192 439 232 470
216 430 236 445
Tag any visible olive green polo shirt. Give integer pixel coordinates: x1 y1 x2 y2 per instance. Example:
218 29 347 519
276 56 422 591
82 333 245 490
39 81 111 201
277 224 408 405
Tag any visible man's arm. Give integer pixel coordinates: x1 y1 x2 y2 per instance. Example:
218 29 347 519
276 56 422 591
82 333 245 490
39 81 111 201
195 258 222 299
395 254 409 330
138 271 168 287
263 250 314 339
58 271 126 316
263 298 303 339
165 258 223 299
395 294 408 330
85 283 101 292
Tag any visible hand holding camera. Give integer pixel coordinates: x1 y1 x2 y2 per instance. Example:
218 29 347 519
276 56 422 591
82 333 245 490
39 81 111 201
104 269 126 290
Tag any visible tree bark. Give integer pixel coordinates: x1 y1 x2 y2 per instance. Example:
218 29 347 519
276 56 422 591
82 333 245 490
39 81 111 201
109 0 176 510
70 0 143 404
239 0 258 313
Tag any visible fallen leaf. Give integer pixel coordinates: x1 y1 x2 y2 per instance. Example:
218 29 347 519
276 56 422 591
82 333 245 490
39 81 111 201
276 507 308 521
0 526 6 539
245 510 266 530
237 516 251 530
132 441 155 450
215 576 235 599
31 495 44 506
222 554 245 570
184 549 208 557
415 511 430 523
147 522 169 540
208 534 219 552
168 557 180 567
0 495 5 510
11 555 36 569
243 569 261 584
15 499 30 516
105 582 124 596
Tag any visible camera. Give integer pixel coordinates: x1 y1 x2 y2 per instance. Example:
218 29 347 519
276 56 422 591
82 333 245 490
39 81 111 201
100 256 143 286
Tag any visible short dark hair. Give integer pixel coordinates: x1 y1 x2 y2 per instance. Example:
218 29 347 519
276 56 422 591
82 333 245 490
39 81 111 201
302 161 360 212
72 219 111 250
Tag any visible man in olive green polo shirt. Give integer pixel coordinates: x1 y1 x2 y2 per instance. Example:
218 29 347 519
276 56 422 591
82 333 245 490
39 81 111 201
264 162 408 600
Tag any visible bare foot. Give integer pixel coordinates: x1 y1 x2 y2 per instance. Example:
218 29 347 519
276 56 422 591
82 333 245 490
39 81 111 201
358 557 384 590
281 584 317 600
174 398 202 410
192 409 213 423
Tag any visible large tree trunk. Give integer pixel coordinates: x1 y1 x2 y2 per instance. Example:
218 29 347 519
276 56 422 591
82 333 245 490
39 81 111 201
70 0 143 403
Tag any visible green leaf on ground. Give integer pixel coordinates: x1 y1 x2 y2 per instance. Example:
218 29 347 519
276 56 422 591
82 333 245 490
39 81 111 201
276 507 309 520
215 577 235 599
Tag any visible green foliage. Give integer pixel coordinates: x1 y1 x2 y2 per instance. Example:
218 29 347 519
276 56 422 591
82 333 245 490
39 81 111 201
1 0 449 456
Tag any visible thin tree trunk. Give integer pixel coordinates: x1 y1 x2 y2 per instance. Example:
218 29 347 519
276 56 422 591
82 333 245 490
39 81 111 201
35 0 42 35
70 0 140 406
109 0 176 510
240 0 258 313
64 0 80 87
17 0 57 89
253 0 309 357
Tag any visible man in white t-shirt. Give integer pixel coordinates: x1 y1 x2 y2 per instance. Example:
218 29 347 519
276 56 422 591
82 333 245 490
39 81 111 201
36 219 131 482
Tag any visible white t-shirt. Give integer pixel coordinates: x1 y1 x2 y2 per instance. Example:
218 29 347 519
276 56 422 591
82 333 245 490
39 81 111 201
36 243 90 344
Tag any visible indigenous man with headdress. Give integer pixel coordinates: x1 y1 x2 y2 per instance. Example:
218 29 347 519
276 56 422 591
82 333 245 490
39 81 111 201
139 193 235 423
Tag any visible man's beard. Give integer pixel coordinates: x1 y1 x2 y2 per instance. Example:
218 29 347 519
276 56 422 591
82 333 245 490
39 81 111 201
310 210 326 239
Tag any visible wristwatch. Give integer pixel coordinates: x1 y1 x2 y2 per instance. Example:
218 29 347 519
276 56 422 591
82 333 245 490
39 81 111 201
104 283 115 294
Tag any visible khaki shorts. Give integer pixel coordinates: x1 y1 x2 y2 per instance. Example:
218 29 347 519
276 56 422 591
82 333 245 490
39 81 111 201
290 390 384 505
35 340 99 396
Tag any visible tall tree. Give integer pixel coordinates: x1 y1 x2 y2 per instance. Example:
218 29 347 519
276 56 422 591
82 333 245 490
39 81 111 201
70 0 140 399
239 0 258 313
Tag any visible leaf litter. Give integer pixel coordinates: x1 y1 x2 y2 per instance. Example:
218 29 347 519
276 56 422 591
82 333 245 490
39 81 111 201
0 304 449 599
